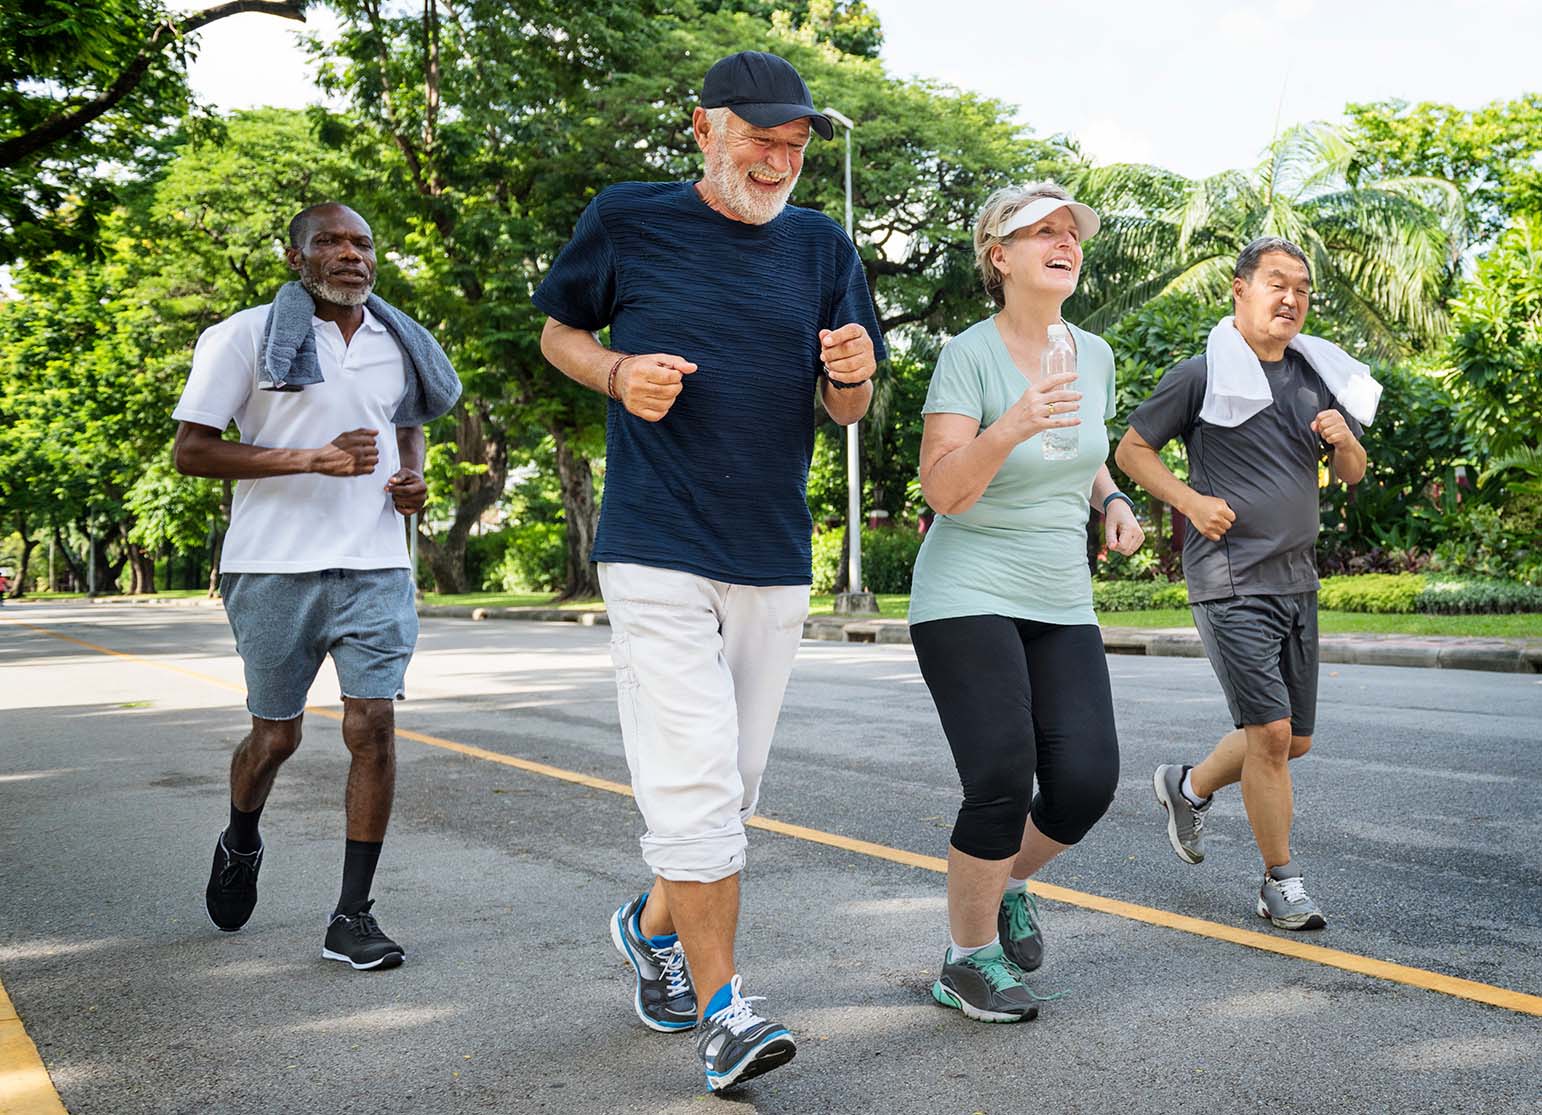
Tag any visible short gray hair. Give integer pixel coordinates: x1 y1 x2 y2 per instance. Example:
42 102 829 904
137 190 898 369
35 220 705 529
1234 236 1311 284
973 182 1072 308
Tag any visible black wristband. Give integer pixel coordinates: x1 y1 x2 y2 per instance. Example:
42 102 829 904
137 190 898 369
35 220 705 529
822 371 868 391
1101 491 1136 515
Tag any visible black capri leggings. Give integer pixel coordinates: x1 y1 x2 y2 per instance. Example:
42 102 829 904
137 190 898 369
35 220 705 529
911 614 1120 860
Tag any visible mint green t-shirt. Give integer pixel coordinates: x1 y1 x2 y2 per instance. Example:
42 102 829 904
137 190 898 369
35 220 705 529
908 317 1116 627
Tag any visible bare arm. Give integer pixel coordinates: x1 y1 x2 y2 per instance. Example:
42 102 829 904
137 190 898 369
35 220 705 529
817 323 877 426
386 425 428 516
1114 426 1235 541
919 371 1080 515
173 421 379 480
1312 409 1367 485
539 318 697 423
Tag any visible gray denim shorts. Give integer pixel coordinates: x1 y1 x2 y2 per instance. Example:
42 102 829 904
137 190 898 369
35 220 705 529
220 568 418 721
1191 591 1319 737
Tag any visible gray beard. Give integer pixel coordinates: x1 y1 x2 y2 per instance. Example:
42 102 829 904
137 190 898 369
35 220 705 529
703 139 797 225
301 273 373 307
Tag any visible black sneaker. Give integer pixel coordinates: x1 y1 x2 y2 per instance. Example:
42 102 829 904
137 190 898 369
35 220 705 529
322 900 405 970
998 887 1043 972
205 832 263 932
696 975 796 1092
609 894 697 1031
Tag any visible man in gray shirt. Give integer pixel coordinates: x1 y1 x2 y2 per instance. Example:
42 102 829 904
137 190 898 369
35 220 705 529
1116 236 1367 930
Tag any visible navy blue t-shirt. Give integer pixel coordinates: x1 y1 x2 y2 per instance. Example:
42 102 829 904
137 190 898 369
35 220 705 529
532 181 887 585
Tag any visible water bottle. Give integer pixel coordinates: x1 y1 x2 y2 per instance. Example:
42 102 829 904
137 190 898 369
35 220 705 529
1041 323 1079 460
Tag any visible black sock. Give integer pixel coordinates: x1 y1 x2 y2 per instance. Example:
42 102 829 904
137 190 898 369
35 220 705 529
335 839 383 916
226 801 264 854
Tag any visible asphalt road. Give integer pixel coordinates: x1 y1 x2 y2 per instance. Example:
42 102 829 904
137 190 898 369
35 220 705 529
2 603 1539 1115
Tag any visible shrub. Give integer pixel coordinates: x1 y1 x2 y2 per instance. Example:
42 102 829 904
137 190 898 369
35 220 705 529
1318 573 1424 614
488 521 566 592
1430 502 1542 586
1416 577 1542 614
1093 579 1188 612
811 527 923 594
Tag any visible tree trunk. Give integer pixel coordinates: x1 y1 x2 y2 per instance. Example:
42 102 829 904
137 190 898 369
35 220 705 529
126 543 156 595
419 402 507 594
552 423 599 600
53 526 85 590
11 513 38 597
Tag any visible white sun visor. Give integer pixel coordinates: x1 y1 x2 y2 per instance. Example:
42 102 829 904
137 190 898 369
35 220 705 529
994 195 1101 241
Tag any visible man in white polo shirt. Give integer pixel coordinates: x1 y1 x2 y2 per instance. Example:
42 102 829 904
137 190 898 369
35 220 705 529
173 202 457 970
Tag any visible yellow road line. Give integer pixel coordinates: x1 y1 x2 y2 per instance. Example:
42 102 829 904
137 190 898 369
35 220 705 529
0 978 68 1115
6 615 1542 1020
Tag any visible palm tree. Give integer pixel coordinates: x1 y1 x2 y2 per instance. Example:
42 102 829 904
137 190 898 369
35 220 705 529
1065 122 1464 355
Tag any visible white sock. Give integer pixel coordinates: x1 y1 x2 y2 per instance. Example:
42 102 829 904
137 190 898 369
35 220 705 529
947 934 999 963
1003 876 1029 895
1181 769 1210 807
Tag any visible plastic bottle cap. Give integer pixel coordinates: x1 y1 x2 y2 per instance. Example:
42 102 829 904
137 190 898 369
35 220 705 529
1048 323 1070 338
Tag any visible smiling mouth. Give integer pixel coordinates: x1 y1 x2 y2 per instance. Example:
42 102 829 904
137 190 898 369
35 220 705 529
330 270 368 282
1046 259 1074 272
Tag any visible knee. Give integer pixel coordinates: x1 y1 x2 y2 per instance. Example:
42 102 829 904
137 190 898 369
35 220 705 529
1037 747 1119 844
249 721 301 765
1289 735 1313 759
1248 721 1292 764
343 700 395 759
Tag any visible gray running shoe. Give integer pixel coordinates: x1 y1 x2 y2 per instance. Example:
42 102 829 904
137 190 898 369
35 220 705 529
998 888 1043 972
696 975 796 1091
1257 864 1327 930
1154 763 1210 864
930 942 1039 1023
610 893 697 1032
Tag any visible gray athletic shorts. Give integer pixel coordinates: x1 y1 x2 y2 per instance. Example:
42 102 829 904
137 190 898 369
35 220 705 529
1191 591 1318 737
220 568 418 721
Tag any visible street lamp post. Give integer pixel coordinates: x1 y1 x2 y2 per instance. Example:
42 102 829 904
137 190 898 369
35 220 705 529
822 106 877 616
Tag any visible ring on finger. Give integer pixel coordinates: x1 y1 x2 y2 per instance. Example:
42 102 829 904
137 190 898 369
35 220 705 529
1047 401 1056 416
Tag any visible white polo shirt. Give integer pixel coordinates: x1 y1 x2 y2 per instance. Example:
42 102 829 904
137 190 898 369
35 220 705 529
173 303 410 573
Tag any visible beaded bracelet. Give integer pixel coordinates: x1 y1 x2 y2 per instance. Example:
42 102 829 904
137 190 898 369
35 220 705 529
606 353 631 401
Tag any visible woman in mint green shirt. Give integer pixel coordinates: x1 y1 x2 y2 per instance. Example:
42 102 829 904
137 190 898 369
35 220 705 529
911 183 1146 1023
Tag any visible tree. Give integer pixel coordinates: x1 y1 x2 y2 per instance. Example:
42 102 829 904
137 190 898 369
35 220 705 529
1 0 308 262
1067 122 1463 356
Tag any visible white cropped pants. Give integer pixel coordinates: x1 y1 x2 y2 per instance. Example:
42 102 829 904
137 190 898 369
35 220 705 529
598 562 810 884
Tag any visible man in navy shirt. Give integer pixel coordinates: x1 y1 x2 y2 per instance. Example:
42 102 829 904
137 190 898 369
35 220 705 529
533 51 884 1092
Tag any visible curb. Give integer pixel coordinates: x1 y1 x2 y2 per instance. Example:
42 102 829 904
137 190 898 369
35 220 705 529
420 605 1540 675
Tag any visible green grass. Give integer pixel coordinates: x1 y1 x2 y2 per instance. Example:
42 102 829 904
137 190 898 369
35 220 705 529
422 591 602 610
1102 608 1542 638
9 589 209 602
417 591 1539 636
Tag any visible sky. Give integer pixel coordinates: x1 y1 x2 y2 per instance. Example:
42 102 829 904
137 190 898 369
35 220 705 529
182 0 1542 178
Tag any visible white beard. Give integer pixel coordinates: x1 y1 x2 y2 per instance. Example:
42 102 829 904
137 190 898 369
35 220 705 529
301 273 373 307
703 136 798 225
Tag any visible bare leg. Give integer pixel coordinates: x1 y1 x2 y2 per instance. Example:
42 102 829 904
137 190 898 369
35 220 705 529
229 715 303 811
341 698 395 841
1008 816 1070 881
638 875 676 938
1239 718 1294 869
655 875 740 1019
1188 728 1247 799
946 846 1015 949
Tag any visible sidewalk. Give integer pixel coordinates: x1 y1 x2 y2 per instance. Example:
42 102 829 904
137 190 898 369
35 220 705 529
417 602 1542 675
29 594 1542 674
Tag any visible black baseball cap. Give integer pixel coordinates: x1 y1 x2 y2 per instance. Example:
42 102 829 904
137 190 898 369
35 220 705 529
700 51 834 141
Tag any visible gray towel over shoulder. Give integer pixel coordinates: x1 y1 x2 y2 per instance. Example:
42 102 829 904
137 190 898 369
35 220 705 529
259 281 462 426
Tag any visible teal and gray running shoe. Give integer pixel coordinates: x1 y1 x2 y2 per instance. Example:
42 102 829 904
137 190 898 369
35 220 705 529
931 942 1039 1023
998 888 1043 972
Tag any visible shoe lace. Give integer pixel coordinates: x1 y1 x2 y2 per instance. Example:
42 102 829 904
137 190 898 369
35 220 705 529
1004 890 1040 943
658 941 690 999
1190 807 1206 839
219 850 260 889
965 950 1024 994
1275 875 1309 904
341 900 388 940
707 975 769 1036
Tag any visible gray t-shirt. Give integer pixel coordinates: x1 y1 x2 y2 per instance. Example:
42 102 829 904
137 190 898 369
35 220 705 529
1128 350 1362 603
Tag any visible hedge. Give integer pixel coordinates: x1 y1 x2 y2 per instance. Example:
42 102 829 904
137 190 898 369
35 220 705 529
1320 573 1542 614
812 527 923 594
1093 579 1189 612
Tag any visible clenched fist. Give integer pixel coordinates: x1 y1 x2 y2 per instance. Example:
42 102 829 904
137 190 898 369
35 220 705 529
615 353 698 423
1185 493 1236 542
1311 409 1356 448
311 428 379 476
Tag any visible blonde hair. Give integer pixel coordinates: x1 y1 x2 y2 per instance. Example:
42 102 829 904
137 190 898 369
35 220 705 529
973 181 1073 308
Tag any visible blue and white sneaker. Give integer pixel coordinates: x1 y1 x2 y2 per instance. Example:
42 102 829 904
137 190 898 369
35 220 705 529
696 975 796 1092
609 894 696 1031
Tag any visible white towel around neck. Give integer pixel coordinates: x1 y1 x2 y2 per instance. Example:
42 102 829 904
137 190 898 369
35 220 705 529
1200 315 1382 428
